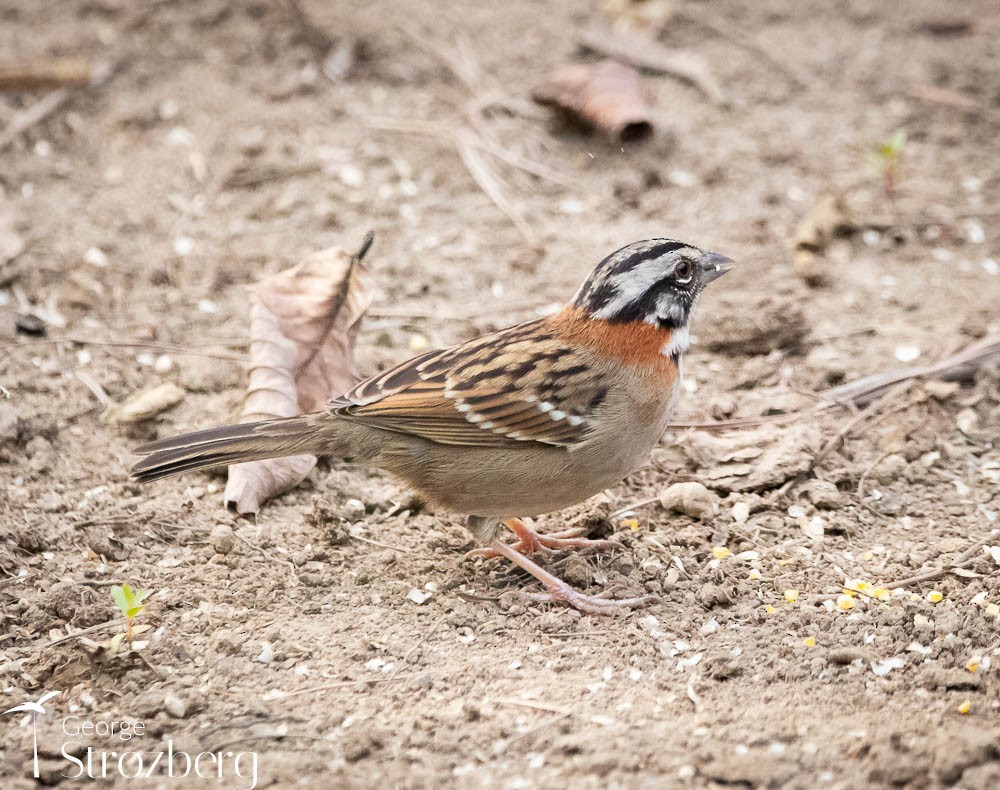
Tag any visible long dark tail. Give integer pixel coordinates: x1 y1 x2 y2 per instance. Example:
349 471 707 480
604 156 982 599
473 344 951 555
130 414 334 483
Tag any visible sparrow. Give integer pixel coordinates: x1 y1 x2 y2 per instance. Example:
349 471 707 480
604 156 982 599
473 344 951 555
132 239 733 614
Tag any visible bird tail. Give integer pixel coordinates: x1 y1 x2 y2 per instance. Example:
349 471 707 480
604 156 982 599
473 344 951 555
130 414 335 483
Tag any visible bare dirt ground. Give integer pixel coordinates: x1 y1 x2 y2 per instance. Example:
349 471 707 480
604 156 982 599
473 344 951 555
2 1 999 787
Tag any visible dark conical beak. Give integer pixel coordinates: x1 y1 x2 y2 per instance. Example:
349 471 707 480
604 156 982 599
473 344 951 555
699 251 734 284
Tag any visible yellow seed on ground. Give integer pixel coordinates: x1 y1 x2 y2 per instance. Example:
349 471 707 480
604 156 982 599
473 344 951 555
764 604 776 614
712 546 731 560
621 518 639 532
966 658 980 673
784 589 798 603
748 568 762 581
863 551 875 561
985 603 999 617
958 700 971 715
872 587 891 602
927 590 944 603
836 595 855 611
803 636 816 647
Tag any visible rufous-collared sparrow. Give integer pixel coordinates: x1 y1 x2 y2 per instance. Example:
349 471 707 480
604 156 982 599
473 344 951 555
132 239 733 614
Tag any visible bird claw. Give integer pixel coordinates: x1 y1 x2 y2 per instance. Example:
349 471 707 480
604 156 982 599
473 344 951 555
466 521 616 560
522 585 655 615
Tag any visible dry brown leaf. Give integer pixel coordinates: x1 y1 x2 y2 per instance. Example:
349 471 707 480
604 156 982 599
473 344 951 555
224 235 374 514
533 59 654 144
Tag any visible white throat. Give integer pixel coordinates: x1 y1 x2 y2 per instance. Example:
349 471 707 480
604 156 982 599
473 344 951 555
661 325 690 358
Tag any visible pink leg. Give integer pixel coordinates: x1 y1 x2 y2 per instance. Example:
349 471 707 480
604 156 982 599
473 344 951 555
467 517 617 560
487 538 653 616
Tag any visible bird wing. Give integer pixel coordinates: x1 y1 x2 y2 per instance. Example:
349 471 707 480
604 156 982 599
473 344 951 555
328 320 608 449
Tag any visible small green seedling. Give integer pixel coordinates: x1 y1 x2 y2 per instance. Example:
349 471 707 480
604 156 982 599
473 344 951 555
110 583 150 644
868 130 907 204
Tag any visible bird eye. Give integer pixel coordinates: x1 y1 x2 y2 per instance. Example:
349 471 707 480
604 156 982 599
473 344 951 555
674 259 694 282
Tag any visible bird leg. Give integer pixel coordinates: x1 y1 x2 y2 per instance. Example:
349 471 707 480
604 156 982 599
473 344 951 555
466 517 617 560
486 537 653 615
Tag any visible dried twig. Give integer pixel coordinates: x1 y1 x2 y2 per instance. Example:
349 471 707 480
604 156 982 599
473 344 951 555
455 133 536 244
884 531 998 590
822 336 1000 407
578 26 727 106
670 335 999 432
679 6 816 90
0 61 113 152
0 336 245 361
0 88 69 151
491 697 572 715
811 381 913 467
277 670 447 699
387 24 543 246
909 85 1000 124
41 617 128 648
0 57 93 91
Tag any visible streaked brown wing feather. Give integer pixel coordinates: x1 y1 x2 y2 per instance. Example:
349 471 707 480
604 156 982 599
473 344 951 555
328 320 605 448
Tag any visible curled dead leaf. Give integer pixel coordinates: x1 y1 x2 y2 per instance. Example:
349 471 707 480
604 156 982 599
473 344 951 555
533 59 654 144
224 234 374 515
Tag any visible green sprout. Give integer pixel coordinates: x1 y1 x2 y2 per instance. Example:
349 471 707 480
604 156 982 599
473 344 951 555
110 583 150 643
868 130 907 204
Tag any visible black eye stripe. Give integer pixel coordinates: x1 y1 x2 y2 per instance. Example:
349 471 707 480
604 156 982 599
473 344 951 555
605 240 687 276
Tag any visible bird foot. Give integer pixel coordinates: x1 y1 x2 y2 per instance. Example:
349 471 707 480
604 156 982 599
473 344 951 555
483 534 654 616
466 518 616 560
521 585 654 615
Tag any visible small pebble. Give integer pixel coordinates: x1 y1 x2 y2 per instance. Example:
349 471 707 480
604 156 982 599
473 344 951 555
659 482 717 520
210 523 235 554
407 588 431 605
163 692 187 719
894 345 920 363
84 247 108 267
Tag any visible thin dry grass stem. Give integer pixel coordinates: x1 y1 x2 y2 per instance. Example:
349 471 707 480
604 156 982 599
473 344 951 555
680 6 816 90
455 134 536 245
884 534 998 591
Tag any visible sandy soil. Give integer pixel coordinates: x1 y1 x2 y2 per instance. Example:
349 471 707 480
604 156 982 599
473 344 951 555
2 1 999 787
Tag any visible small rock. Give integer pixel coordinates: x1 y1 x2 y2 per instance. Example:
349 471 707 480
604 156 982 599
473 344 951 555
827 647 868 665
27 435 56 473
956 409 979 435
659 482 717 520
872 454 907 484
562 554 595 587
802 479 846 509
697 583 734 608
210 523 236 554
407 588 431 605
0 402 22 442
163 692 188 718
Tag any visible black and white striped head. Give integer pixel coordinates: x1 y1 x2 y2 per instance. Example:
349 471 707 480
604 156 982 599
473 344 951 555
573 239 733 331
